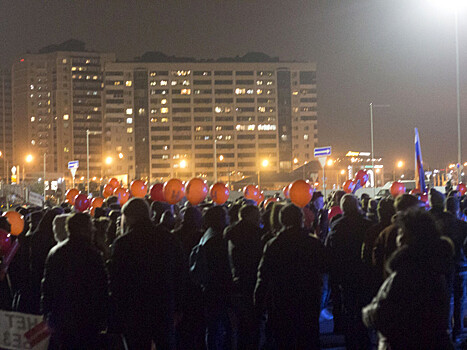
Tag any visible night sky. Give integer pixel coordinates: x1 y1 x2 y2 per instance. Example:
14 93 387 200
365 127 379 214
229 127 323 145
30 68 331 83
1 0 466 171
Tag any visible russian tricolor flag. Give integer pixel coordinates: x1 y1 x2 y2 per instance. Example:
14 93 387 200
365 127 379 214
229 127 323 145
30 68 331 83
415 128 426 193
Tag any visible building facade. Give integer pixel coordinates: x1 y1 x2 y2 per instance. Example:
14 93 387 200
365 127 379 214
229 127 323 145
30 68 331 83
0 69 13 183
103 57 317 184
11 40 115 183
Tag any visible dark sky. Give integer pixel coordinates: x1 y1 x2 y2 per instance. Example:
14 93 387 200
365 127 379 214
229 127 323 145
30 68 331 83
1 0 466 170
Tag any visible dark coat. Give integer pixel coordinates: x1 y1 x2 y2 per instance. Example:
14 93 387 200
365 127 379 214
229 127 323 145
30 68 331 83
255 227 327 326
41 234 108 336
362 239 454 350
373 220 399 280
325 213 373 302
108 219 178 341
224 220 264 297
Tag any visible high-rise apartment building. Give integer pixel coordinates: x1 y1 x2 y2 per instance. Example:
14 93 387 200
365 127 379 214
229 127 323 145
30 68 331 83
11 40 115 182
0 69 13 182
103 53 317 184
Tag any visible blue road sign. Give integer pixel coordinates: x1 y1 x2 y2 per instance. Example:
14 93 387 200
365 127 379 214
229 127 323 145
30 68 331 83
314 146 332 157
68 160 79 169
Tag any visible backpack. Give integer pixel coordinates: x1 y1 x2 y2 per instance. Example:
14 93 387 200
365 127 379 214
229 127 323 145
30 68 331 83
189 242 210 288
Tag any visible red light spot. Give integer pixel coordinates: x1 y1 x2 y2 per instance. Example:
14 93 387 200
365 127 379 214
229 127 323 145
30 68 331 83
20 59 24 62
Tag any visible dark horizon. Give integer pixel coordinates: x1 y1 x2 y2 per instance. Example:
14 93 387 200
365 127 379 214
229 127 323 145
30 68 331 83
2 0 466 171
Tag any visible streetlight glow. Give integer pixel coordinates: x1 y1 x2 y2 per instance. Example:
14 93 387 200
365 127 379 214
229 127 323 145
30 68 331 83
219 155 224 161
340 169 346 175
326 159 333 167
105 156 113 165
397 161 404 168
180 159 187 168
25 154 33 163
261 159 269 168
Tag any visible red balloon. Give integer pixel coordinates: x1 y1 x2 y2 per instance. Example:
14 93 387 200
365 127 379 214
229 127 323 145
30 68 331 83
130 180 148 198
150 183 166 202
390 181 406 198
114 187 130 205
103 184 114 199
457 183 467 196
244 185 259 202
163 179 185 205
91 197 104 208
74 193 91 212
210 182 230 205
343 180 356 193
283 185 290 199
328 206 343 220
108 178 120 189
355 170 369 187
186 178 209 205
289 180 313 207
3 211 24 236
0 229 12 256
66 188 79 204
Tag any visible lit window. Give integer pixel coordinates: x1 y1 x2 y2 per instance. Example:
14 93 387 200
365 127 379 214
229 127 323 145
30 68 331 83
114 81 121 86
161 108 169 114
181 89 191 95
235 88 245 95
125 81 132 87
150 108 158 114
292 91 299 95
30 85 34 90
257 89 263 94
160 80 168 86
256 80 263 85
161 118 168 123
182 80 190 86
71 67 77 71
304 134 309 140
215 107 222 113
266 81 273 85
93 107 99 111
150 81 157 86
31 140 36 145
258 106 266 113
127 128 133 133
225 135 232 140
162 155 169 160
126 118 133 124
161 99 167 105
138 108 145 115
93 75 98 80
126 108 133 115
63 114 69 120
248 125 255 131
30 117 35 122
171 81 177 86
85 59 91 64
64 147 69 152
247 89 254 94
258 124 277 131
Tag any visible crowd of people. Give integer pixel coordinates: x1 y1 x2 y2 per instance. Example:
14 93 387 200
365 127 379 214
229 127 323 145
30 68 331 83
1 185 467 350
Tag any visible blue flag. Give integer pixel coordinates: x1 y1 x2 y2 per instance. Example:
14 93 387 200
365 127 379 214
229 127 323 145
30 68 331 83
414 128 426 193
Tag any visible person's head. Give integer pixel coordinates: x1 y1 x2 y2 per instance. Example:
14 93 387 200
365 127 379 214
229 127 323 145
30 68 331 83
448 190 460 198
445 196 460 217
279 204 303 230
66 212 93 240
105 195 118 208
228 203 242 224
160 210 175 230
333 190 346 207
239 205 260 226
182 206 203 230
150 201 171 224
340 194 360 215
361 193 370 212
52 214 70 243
396 208 439 247
429 188 445 209
121 197 151 230
394 194 419 213
311 191 324 210
270 202 285 233
204 206 228 232
368 199 378 214
377 197 395 223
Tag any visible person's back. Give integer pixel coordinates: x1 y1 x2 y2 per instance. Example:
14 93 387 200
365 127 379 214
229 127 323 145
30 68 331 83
363 209 453 350
109 198 176 350
41 213 108 348
255 204 326 350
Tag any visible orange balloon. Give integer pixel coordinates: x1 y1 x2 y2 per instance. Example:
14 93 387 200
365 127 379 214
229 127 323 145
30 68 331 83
163 179 185 205
2 211 25 236
243 185 259 202
289 180 313 207
186 178 209 205
108 178 120 189
103 184 114 198
114 187 130 205
390 181 406 198
210 182 230 205
130 180 148 198
91 197 104 208
65 188 79 204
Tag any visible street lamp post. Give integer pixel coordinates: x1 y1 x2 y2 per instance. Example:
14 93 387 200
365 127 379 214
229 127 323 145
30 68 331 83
86 129 102 195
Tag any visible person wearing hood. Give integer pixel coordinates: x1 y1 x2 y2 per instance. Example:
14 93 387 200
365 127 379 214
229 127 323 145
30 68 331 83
362 209 454 350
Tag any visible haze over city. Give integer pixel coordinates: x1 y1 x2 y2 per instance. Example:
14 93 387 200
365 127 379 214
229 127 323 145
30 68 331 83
2 0 466 169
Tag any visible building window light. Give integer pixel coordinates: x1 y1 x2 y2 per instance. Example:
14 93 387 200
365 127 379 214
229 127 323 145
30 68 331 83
182 80 190 86
127 128 133 134
160 80 168 86
30 117 35 122
235 88 245 95
248 124 255 131
171 81 177 86
125 81 132 87
126 117 133 124
161 108 169 114
161 118 168 123
161 99 167 105
63 114 69 120
126 108 133 115
181 89 191 95
257 89 263 94
247 89 254 94
215 107 222 113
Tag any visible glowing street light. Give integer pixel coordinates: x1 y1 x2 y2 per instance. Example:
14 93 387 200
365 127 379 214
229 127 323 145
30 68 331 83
180 159 187 169
397 161 404 168
262 159 269 168
105 156 113 165
25 154 33 163
326 159 333 167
